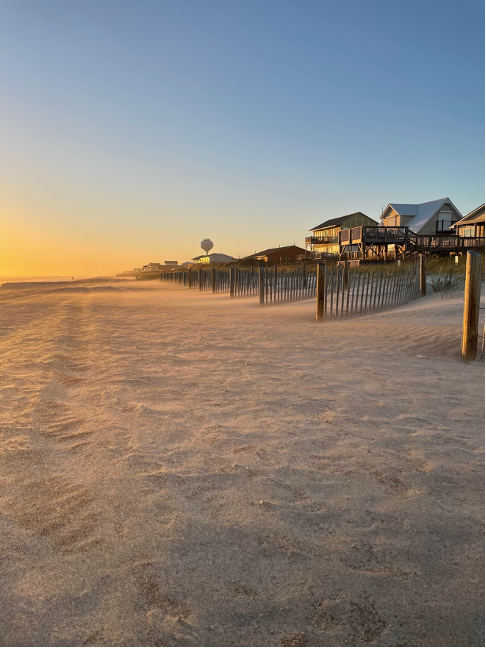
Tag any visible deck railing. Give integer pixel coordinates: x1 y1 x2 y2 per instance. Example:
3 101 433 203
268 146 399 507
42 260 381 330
297 252 339 261
338 226 485 255
363 226 409 241
305 235 335 244
462 237 485 248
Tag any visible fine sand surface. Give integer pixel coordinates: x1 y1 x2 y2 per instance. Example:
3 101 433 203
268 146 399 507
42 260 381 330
0 278 484 647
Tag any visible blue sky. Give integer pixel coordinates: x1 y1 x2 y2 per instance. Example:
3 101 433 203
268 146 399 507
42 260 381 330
0 0 484 273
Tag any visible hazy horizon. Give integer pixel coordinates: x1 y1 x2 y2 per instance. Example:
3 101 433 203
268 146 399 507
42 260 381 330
0 275 99 281
1 0 484 276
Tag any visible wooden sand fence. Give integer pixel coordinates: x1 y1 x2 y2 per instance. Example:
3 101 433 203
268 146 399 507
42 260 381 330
158 254 485 361
257 265 317 305
160 265 315 303
159 260 422 319
160 267 255 295
316 260 421 320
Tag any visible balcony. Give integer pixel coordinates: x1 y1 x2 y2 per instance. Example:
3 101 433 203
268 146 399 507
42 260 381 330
437 219 459 234
305 236 337 245
298 251 339 261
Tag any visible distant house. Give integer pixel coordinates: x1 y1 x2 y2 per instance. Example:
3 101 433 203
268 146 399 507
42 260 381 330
307 213 378 256
164 261 179 266
245 245 306 264
450 204 485 238
192 253 235 264
143 262 163 271
380 198 462 234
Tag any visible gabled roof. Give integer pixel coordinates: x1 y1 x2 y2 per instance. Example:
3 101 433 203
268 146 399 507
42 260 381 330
247 244 305 258
192 253 234 261
310 212 370 231
452 203 485 226
384 198 462 233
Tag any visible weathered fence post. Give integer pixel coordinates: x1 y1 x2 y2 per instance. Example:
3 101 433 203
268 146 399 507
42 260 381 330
461 250 482 362
316 263 326 320
259 267 265 306
188 269 192 289
481 321 485 361
420 254 427 296
230 267 235 298
211 267 216 293
344 259 349 292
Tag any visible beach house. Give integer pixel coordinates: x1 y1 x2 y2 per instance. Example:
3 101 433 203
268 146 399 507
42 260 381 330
245 245 306 264
450 204 485 238
306 213 378 257
142 262 163 272
338 197 483 261
380 198 462 234
192 253 235 264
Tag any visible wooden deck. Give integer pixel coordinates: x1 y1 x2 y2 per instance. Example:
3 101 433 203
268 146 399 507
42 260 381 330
339 226 484 260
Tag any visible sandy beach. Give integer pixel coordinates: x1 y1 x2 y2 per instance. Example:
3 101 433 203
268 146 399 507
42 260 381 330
0 277 483 647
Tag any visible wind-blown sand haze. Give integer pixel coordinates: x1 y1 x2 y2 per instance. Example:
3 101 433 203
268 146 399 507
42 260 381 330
0 278 483 646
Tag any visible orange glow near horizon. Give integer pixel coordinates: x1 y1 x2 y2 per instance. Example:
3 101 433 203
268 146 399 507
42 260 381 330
1 209 121 277
0 184 309 277
1 204 150 277
0 201 296 278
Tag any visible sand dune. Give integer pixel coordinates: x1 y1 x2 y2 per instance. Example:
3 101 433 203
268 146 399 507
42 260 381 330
0 278 483 646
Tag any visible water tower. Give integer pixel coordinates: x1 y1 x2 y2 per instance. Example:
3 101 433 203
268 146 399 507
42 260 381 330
201 238 214 258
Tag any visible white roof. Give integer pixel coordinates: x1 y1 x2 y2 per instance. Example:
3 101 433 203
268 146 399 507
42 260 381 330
452 203 485 226
192 252 235 262
387 197 462 233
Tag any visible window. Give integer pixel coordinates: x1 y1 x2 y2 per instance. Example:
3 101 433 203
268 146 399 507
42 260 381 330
438 211 452 231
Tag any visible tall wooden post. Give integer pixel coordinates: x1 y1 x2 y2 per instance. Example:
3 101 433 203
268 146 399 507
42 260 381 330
211 267 216 293
419 254 427 297
316 263 326 320
188 269 192 289
230 267 235 298
461 250 482 362
344 259 349 293
481 322 485 361
259 267 265 306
